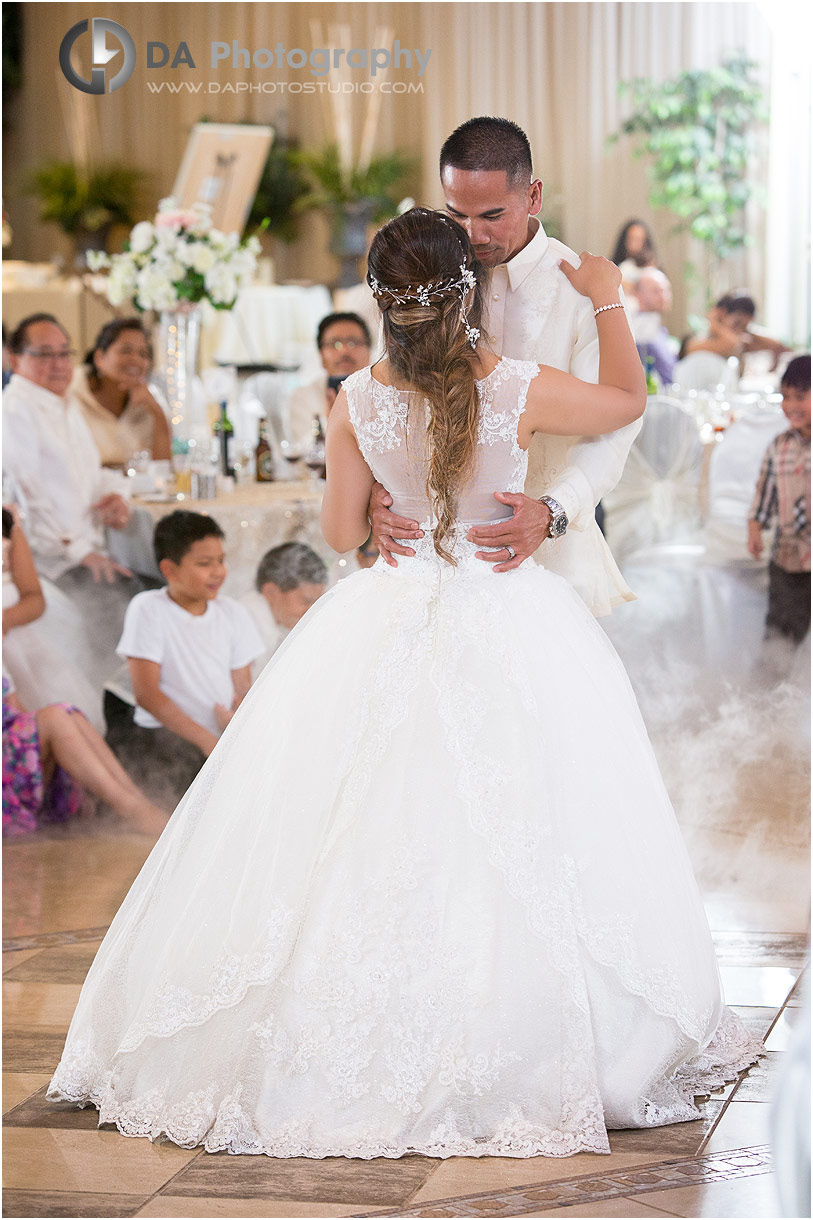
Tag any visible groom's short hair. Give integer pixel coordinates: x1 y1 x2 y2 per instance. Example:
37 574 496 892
440 118 533 189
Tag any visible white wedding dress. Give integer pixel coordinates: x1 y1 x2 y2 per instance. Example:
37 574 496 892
49 359 761 1158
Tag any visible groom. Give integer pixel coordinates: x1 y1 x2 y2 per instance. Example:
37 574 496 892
368 116 641 616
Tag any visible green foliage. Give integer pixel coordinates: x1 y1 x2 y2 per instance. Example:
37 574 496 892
293 144 414 223
611 55 766 268
247 138 311 243
28 162 145 235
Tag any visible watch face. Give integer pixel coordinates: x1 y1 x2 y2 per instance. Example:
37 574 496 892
550 515 567 538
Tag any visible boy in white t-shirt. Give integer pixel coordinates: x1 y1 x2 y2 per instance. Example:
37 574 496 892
116 511 264 796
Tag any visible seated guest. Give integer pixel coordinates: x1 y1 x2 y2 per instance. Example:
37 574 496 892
241 542 327 681
2 313 135 584
288 312 371 451
681 293 790 369
3 676 167 839
631 268 677 388
71 318 172 467
2 314 147 686
116 511 264 798
3 508 103 730
611 218 659 293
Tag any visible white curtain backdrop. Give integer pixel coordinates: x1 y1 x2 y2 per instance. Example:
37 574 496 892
7 3 802 336
761 1 812 346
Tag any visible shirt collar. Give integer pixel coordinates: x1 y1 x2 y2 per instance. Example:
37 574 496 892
7 372 71 411
502 218 550 290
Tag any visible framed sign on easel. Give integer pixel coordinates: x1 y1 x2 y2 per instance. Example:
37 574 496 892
172 122 274 235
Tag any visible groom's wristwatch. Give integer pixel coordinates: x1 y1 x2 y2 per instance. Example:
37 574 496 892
539 495 568 539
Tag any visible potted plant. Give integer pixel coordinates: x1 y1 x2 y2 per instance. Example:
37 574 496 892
609 55 766 309
294 144 414 287
28 161 145 267
248 137 312 245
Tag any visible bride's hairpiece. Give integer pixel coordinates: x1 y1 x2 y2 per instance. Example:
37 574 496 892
369 263 481 349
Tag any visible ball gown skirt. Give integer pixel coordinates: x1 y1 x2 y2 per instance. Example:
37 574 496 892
48 537 762 1158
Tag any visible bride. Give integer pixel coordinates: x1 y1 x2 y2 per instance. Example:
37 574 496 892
49 208 761 1159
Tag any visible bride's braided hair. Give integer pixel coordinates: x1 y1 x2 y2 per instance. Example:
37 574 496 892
366 208 486 565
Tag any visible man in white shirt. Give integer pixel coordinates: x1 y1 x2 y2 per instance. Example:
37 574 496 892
370 118 642 616
3 314 141 681
288 313 372 452
3 314 133 583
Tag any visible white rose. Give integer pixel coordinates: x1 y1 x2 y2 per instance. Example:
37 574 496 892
136 266 179 312
204 264 238 305
188 243 217 274
154 228 180 254
129 221 155 255
106 257 138 306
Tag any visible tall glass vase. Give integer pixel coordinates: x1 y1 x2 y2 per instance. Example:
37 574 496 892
154 304 205 448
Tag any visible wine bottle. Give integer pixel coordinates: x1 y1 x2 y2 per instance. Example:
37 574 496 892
213 402 234 477
255 418 275 482
645 356 659 396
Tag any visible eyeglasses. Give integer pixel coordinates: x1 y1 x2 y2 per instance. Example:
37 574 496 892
22 348 76 362
320 338 368 351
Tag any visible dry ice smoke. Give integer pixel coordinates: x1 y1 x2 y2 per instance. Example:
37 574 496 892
603 559 810 898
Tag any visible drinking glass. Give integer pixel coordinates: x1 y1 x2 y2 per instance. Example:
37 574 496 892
280 439 304 479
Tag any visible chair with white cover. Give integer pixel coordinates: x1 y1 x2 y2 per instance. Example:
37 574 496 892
704 405 788 562
681 405 789 671
603 396 704 562
608 403 797 684
672 351 740 394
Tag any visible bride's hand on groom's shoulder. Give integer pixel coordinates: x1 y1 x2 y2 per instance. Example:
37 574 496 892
558 253 622 305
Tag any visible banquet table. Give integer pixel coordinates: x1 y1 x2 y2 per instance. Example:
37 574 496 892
134 479 355 598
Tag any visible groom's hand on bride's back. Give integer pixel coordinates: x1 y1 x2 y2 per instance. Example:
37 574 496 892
367 482 425 567
467 493 552 572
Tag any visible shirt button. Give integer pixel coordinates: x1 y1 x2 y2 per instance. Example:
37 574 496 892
493 294 500 301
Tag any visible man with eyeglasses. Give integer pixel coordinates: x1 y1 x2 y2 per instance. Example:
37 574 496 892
288 312 371 453
3 313 142 676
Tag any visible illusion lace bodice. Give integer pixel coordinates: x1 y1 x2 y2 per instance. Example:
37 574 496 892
344 359 539 539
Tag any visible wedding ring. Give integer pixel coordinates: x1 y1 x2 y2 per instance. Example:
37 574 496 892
505 545 516 559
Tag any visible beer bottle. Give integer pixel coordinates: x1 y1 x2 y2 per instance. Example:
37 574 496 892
255 418 275 482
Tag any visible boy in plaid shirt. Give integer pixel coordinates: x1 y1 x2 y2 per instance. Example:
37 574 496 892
748 355 811 643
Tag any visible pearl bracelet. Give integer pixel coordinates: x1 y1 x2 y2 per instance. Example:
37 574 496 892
593 302 625 318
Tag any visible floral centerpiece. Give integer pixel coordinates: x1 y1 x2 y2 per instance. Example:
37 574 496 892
87 196 260 311
89 198 261 445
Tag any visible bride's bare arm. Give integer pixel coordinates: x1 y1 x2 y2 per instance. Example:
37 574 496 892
321 390 375 553
523 254 646 439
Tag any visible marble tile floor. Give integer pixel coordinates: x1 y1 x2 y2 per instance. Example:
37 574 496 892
3 819 809 1219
